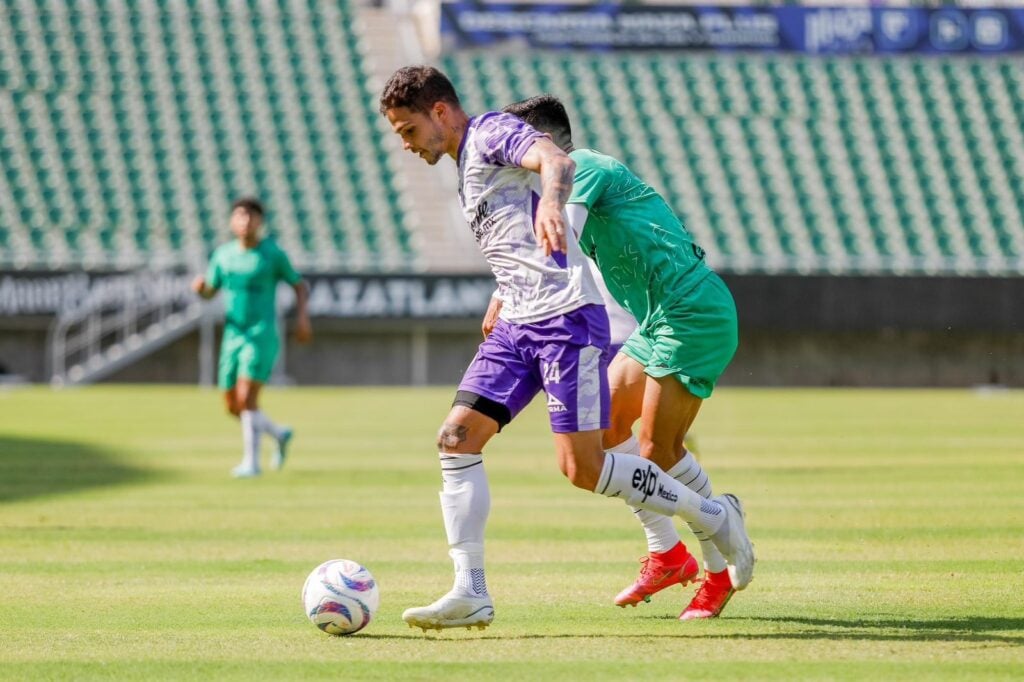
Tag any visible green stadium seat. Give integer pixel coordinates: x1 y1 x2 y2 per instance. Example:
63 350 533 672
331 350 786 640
0 0 413 270
438 51 1024 274
1 5 1021 274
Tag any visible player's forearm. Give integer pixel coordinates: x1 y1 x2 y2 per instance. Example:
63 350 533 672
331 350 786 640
293 281 310 320
538 155 576 210
481 295 502 339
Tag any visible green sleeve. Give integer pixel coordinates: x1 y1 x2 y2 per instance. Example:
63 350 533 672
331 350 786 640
568 151 611 210
275 245 302 285
205 250 223 290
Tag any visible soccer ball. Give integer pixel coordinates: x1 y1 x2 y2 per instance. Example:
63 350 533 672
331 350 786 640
302 559 380 636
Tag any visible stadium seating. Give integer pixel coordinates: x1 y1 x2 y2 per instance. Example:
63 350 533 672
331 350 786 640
442 51 1024 275
2 1 1021 277
0 0 415 272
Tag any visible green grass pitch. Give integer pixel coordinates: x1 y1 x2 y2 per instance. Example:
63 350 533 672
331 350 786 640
1 386 1022 681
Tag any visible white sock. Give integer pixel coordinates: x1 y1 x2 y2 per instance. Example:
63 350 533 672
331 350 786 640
610 434 642 455
595 451 726 536
670 451 728 573
610 436 682 554
633 507 682 554
439 453 490 598
240 410 260 470
251 410 284 440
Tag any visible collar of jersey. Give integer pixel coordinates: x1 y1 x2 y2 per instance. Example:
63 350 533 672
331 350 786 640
456 116 476 168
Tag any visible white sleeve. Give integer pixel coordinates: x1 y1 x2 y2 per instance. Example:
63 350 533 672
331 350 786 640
564 203 589 242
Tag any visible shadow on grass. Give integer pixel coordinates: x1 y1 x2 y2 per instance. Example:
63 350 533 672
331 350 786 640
0 436 157 503
612 614 1024 645
363 616 1024 645
741 615 1024 645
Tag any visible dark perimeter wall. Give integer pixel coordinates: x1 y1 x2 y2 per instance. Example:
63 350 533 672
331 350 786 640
723 275 1024 387
3 275 1022 386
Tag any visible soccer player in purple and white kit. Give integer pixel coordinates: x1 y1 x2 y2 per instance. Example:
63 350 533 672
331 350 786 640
379 66 753 632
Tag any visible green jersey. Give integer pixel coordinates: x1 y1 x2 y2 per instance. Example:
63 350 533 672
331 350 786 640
568 148 710 327
206 238 301 337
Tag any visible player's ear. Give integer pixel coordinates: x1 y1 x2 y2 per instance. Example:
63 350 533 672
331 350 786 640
432 101 447 123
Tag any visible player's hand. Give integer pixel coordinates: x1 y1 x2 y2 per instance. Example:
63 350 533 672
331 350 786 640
191 276 207 296
534 200 568 256
482 296 502 339
294 316 313 344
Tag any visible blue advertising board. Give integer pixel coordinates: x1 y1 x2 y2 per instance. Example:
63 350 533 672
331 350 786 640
440 3 1024 54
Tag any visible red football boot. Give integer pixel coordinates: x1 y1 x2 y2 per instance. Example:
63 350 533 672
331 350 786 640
679 568 735 620
615 543 699 607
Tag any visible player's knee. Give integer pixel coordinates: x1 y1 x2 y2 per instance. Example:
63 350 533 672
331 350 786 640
565 465 601 491
224 397 242 416
564 466 599 491
436 420 472 453
556 457 575 484
558 448 604 491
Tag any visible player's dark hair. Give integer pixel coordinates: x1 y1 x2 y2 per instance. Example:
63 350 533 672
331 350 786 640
378 65 462 116
231 196 264 217
502 94 572 145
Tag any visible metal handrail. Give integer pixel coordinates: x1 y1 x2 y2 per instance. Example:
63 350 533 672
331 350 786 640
48 271 203 386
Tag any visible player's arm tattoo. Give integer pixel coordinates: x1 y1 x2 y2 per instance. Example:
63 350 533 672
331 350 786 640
539 154 575 208
522 139 575 208
437 422 469 451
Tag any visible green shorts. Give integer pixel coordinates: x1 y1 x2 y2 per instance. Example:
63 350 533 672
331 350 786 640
621 272 738 400
218 330 279 390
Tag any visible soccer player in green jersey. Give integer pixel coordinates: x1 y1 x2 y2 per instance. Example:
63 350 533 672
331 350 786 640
502 95 749 619
192 197 312 478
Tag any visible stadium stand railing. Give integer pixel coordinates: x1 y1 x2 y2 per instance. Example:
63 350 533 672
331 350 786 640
48 270 206 385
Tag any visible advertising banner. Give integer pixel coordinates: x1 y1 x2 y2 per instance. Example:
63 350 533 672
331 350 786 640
440 3 1024 54
0 271 496 319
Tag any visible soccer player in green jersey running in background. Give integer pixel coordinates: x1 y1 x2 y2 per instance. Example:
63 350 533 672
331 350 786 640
192 197 312 478
500 95 749 619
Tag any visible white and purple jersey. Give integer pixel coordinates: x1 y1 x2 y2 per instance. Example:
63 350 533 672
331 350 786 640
456 112 603 324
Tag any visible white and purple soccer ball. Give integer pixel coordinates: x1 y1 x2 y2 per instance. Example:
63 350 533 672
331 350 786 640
302 559 379 636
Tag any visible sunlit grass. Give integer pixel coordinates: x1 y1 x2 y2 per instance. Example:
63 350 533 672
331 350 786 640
1 386 1021 680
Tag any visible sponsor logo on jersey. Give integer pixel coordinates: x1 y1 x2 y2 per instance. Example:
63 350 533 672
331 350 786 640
469 200 496 240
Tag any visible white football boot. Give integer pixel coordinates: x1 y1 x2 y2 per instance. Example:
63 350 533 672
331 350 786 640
708 493 756 590
402 591 494 632
231 463 260 478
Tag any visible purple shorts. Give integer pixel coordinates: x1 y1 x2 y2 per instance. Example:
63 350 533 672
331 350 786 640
458 304 611 433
